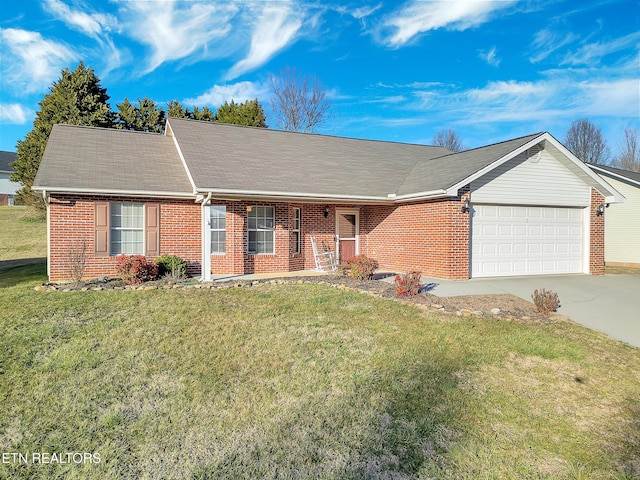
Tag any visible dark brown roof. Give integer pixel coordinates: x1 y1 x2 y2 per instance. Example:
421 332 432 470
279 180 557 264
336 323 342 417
34 124 193 196
0 151 17 173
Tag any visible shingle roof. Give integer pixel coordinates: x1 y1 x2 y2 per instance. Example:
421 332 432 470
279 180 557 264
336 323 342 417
33 119 562 202
33 124 193 196
590 164 640 185
0 151 17 173
167 117 451 198
397 133 544 196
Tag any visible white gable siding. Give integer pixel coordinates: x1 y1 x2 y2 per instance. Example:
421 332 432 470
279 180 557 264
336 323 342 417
0 172 20 195
602 176 640 265
470 148 591 206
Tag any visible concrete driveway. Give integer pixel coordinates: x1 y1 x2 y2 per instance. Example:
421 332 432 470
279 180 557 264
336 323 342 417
419 274 640 348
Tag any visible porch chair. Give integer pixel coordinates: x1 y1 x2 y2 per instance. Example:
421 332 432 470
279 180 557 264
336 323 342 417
310 236 338 272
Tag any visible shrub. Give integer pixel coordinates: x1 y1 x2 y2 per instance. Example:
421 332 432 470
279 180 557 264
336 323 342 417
395 271 422 296
116 255 159 285
348 255 379 280
154 254 188 279
531 288 560 316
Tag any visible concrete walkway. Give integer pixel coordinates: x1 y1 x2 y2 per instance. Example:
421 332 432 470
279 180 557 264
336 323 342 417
416 274 640 348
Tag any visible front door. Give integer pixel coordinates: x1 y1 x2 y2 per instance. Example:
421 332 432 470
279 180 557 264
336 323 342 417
336 210 359 264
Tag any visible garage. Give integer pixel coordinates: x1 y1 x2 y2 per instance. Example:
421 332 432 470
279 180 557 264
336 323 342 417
471 204 584 278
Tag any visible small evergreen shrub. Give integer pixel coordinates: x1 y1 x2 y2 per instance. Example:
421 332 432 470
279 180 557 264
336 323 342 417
348 255 379 280
531 288 560 316
395 271 422 296
116 255 159 285
154 254 188 279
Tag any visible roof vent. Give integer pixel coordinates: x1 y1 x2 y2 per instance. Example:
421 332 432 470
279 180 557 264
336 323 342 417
527 145 542 163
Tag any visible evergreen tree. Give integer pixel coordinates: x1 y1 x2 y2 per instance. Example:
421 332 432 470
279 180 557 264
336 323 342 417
11 62 113 209
167 100 190 119
115 97 165 133
192 106 216 122
216 99 267 128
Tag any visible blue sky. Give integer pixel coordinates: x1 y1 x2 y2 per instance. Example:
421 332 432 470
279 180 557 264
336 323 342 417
1 0 638 155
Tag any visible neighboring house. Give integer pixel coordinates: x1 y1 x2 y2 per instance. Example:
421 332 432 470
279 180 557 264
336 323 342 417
32 118 623 282
589 164 640 268
0 151 20 206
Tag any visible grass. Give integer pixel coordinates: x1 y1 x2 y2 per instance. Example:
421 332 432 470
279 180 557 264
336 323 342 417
1 266 639 479
0 206 46 262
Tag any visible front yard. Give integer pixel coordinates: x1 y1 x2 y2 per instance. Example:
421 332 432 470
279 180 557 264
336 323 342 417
0 264 639 479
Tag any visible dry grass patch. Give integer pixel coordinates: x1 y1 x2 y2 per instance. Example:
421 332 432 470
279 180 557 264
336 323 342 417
0 206 46 262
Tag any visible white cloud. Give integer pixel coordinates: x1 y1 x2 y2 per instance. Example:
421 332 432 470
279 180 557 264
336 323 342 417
42 0 116 39
479 46 500 66
0 103 32 124
119 1 238 74
380 0 517 47
182 81 270 107
42 0 122 74
561 32 640 66
0 28 77 93
226 4 303 80
529 28 579 63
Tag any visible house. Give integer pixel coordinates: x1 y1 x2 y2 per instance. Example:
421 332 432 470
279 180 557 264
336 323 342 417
32 118 623 282
589 165 640 268
0 151 19 206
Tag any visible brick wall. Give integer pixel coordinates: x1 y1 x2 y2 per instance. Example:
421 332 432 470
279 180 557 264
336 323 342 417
362 188 471 280
589 188 605 275
48 194 200 281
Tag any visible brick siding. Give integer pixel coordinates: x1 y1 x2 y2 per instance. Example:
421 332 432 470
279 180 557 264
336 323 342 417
589 188 605 275
47 187 604 282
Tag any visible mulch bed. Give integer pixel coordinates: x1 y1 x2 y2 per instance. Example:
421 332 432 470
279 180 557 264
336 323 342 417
35 271 551 323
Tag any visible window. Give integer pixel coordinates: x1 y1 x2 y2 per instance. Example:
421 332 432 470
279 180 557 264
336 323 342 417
210 205 226 254
110 202 143 254
248 206 275 254
292 207 301 254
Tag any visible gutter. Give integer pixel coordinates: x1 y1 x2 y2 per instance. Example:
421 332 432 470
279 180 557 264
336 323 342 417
31 186 195 199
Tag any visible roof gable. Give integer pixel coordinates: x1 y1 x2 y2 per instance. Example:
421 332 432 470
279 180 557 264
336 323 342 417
33 124 193 196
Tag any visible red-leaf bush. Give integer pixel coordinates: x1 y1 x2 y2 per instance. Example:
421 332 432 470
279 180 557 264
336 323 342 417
347 255 379 280
531 288 560 316
116 255 159 285
395 271 422 296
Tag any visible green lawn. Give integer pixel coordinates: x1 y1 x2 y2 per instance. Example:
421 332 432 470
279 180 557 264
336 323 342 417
0 266 639 479
0 206 46 262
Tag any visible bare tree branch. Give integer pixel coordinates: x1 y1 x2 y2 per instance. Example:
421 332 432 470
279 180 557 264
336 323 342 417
431 128 465 152
269 67 330 133
611 128 640 172
564 118 611 165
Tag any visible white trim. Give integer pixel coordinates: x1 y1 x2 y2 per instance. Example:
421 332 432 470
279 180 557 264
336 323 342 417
165 119 198 194
335 208 360 261
31 186 194 198
46 192 51 279
201 193 212 281
292 207 301 254
582 205 591 274
247 205 276 255
589 164 640 188
445 133 625 204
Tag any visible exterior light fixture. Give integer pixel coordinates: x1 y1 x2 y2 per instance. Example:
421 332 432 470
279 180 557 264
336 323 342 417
462 199 471 213
323 205 330 218
597 204 605 216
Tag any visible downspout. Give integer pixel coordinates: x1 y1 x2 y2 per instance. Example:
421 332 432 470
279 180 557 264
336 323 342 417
201 192 212 281
42 190 50 280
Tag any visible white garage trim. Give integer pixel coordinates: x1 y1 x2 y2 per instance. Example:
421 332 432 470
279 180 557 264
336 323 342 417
471 204 587 278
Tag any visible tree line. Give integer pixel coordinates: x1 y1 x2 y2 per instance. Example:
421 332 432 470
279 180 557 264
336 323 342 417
431 121 639 173
11 63 330 209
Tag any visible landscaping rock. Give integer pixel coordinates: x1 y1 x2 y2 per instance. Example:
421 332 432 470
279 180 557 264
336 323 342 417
491 308 501 315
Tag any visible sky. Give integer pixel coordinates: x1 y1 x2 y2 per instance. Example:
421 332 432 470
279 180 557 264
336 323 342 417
1 0 639 156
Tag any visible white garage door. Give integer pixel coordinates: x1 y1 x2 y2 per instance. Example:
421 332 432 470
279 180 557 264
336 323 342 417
471 205 584 278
